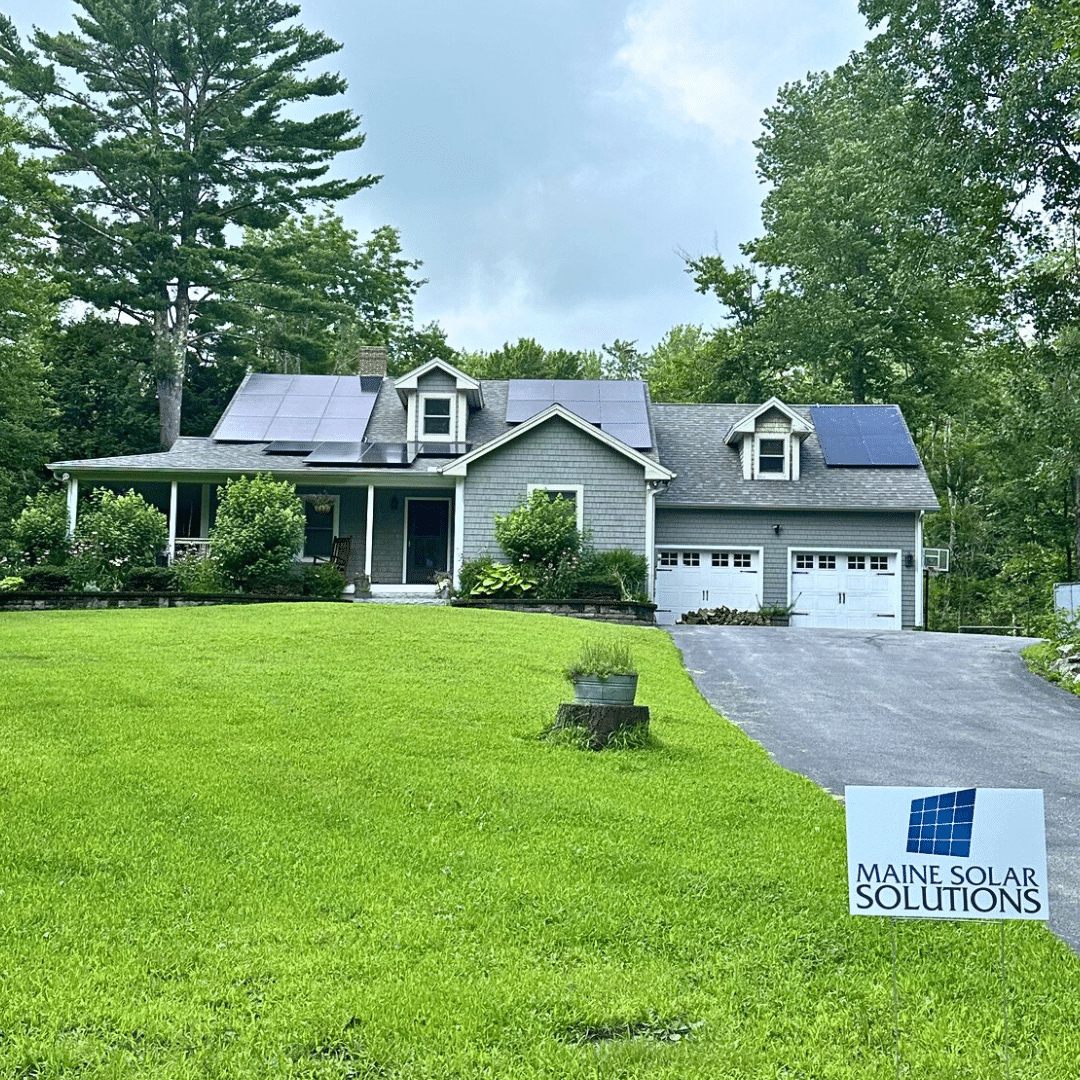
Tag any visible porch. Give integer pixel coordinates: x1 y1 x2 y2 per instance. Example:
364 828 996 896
63 477 462 589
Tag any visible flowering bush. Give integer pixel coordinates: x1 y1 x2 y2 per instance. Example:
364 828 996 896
71 489 168 590
171 550 229 594
211 474 305 592
493 490 583 598
11 491 69 567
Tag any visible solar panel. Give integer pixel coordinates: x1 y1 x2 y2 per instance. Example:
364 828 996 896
506 379 651 447
213 374 378 443
303 442 367 465
264 441 319 454
360 442 414 466
811 405 920 467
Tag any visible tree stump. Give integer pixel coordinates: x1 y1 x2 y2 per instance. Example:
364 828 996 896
555 702 650 749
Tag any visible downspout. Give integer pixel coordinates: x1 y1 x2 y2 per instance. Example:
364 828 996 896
645 481 657 601
915 511 925 629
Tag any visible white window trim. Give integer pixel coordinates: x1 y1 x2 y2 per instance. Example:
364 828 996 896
527 483 584 531
755 434 790 480
299 494 341 562
419 392 456 441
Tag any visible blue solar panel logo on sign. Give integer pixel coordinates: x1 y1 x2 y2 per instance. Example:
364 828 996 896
907 788 976 857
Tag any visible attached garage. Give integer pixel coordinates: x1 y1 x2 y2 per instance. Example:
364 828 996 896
654 548 763 626
789 550 901 629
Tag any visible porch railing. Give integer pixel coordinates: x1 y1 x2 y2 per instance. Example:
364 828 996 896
171 537 213 561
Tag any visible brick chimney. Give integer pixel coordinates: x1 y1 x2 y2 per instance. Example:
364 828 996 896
356 346 388 377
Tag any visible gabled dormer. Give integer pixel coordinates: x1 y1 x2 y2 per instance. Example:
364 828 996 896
724 397 812 481
394 359 483 444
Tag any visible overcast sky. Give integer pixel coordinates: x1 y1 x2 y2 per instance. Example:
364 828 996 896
3 0 869 354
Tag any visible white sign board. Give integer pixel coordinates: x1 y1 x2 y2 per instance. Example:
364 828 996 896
846 786 1048 921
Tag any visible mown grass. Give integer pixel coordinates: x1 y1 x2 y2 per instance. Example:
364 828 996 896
1 604 1078 1079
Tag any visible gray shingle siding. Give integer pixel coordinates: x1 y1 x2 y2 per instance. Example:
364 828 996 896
416 371 458 392
297 485 367 578
655 506 921 627
462 417 647 561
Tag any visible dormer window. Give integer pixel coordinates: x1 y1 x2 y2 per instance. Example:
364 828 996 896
422 395 452 437
758 437 787 476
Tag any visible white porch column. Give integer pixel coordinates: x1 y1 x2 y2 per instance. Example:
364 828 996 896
64 475 78 538
453 477 466 588
167 481 178 562
364 483 375 579
200 484 211 537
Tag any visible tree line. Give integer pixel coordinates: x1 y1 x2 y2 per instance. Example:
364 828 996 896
2 0 1079 630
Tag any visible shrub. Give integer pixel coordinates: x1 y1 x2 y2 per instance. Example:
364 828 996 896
126 566 178 592
210 474 305 592
11 491 69 567
0 575 25 592
456 554 497 597
466 561 538 598
71 489 168 590
494 490 583 598
301 563 346 598
21 565 73 592
171 551 229 594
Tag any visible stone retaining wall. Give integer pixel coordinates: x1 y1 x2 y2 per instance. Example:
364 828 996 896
450 598 655 625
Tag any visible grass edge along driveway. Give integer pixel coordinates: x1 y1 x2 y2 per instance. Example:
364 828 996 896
1 603 1078 1079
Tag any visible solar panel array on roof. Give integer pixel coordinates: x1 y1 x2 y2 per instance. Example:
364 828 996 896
810 405 921 467
213 374 379 443
299 441 415 467
505 380 651 449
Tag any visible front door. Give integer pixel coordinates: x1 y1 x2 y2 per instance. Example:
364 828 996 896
405 499 450 584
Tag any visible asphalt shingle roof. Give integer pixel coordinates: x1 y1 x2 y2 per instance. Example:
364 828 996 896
652 404 940 511
48 380 938 513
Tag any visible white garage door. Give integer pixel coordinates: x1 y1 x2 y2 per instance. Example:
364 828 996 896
789 551 900 629
654 549 762 626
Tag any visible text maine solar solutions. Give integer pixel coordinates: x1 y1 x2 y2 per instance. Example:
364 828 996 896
845 787 1048 921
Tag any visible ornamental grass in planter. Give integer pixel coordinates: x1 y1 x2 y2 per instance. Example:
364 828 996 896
564 637 638 704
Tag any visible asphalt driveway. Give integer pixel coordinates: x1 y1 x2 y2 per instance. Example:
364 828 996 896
669 626 1080 951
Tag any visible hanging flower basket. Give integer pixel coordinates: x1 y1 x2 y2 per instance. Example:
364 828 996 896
303 494 335 515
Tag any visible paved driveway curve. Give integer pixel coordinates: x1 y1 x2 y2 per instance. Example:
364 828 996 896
669 626 1080 950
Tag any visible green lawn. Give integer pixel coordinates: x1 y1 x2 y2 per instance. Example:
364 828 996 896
2 605 1078 1079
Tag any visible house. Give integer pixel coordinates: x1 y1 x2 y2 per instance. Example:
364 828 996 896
48 348 940 628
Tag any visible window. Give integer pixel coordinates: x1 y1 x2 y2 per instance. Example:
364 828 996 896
757 437 786 476
659 550 679 567
527 484 584 531
795 554 814 569
870 555 889 571
712 552 728 567
848 555 866 571
682 551 700 567
818 555 836 570
732 552 751 568
422 396 452 436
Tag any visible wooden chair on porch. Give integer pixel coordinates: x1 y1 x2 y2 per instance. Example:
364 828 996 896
314 536 352 575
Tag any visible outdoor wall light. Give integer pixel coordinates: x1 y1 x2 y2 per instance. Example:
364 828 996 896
905 551 915 568
773 523 782 535
390 495 399 510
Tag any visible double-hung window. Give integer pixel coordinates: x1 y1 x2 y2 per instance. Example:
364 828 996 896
757 437 787 477
422 396 452 438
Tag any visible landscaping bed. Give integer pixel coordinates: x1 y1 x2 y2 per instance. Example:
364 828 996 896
1 604 1078 1078
450 596 655 624
0 591 349 610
